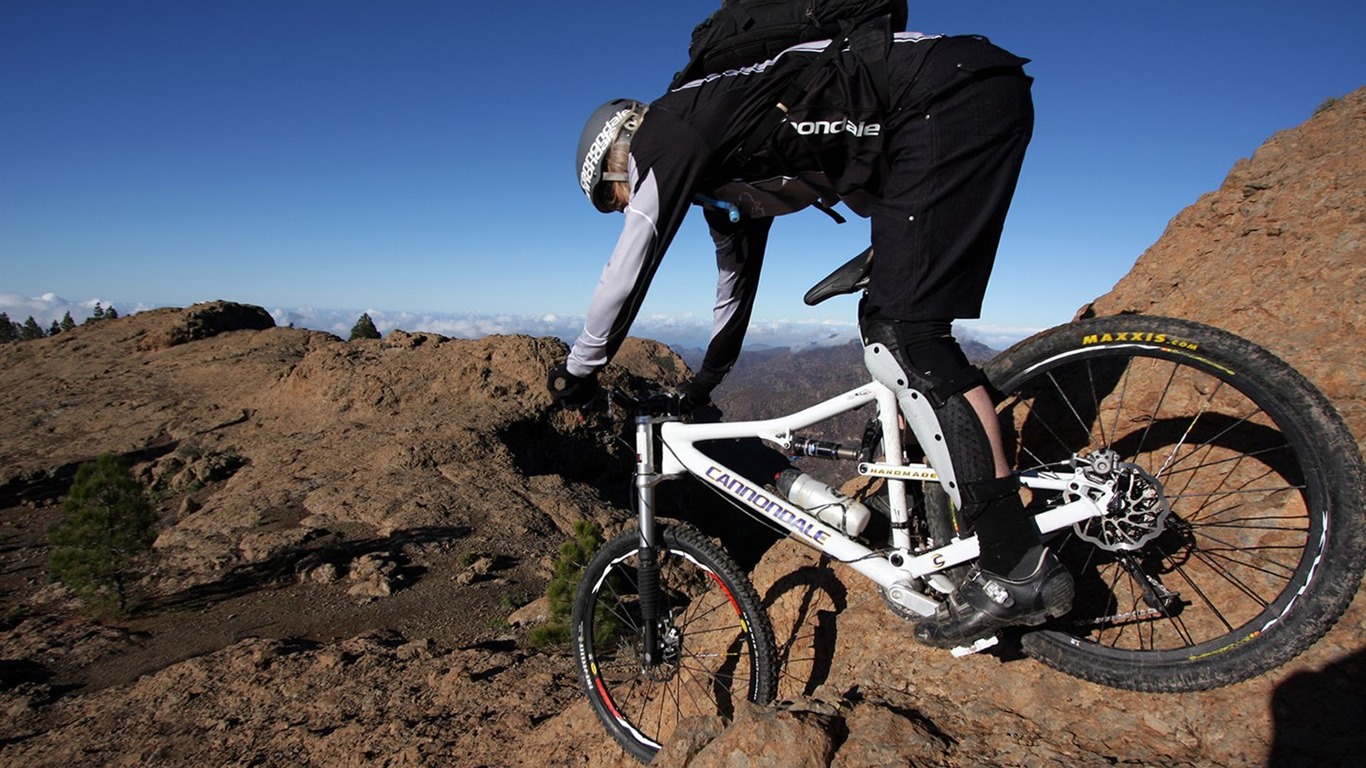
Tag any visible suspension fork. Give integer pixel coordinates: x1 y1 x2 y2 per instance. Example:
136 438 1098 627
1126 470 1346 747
633 414 665 667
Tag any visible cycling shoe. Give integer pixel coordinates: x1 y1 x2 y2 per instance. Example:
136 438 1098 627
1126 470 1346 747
914 548 1074 649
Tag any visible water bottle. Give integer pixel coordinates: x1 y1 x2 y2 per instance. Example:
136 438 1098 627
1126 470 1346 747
774 468 871 537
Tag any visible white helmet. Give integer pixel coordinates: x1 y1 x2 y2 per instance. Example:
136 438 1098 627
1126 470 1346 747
576 98 645 213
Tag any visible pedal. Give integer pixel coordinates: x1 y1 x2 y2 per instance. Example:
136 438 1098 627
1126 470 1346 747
950 635 999 657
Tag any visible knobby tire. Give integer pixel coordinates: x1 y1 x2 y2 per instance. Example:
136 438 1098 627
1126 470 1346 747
968 315 1365 691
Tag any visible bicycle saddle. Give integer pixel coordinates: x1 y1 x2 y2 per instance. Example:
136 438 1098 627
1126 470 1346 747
803 247 873 306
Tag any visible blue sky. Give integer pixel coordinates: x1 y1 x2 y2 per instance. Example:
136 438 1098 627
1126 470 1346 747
2 1 1363 349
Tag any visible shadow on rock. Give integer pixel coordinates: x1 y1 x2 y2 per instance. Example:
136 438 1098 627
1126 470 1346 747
0 442 177 508
1269 647 1366 767
764 557 848 698
149 524 472 612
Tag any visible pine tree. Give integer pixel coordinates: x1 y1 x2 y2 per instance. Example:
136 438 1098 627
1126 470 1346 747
84 303 105 325
20 316 44 340
0 312 15 343
106 306 119 320
529 519 605 647
49 454 159 616
349 312 381 341
60 311 76 332
49 319 62 336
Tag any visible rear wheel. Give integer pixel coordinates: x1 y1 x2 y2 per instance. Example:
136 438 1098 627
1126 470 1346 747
571 523 778 762
976 315 1365 691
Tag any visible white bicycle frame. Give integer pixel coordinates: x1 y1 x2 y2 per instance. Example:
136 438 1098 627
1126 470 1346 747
632 374 1114 619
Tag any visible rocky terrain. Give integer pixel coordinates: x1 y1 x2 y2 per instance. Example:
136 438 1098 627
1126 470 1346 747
1 89 1363 766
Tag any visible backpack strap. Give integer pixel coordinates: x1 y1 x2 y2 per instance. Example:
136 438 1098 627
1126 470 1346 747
727 20 857 168
812 200 848 224
727 16 893 169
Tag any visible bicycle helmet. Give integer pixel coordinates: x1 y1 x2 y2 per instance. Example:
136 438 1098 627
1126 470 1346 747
577 98 646 213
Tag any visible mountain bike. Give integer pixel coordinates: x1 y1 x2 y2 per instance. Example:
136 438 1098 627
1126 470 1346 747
568 249 1366 763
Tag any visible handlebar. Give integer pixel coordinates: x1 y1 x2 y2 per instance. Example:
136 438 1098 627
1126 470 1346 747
608 389 687 420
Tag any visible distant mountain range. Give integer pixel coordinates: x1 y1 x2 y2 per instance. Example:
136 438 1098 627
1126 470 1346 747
677 336 997 407
673 336 996 377
674 336 999 464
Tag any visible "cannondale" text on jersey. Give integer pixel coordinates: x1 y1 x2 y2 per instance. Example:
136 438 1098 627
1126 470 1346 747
788 118 881 137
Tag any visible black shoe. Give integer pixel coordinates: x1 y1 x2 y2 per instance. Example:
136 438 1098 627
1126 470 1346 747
914 548 1074 650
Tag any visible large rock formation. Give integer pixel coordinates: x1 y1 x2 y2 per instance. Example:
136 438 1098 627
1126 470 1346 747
1081 87 1365 446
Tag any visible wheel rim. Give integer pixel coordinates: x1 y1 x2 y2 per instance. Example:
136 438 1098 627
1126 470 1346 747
581 544 761 753
999 346 1324 660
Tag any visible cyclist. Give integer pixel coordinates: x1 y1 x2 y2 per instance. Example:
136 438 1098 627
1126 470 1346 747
547 30 1073 649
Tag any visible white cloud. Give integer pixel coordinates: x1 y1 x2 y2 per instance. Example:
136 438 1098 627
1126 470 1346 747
2 292 1042 352
955 321 1046 350
267 306 586 343
0 292 140 326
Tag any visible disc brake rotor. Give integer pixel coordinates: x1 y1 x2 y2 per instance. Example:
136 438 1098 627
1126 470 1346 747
1069 450 1171 552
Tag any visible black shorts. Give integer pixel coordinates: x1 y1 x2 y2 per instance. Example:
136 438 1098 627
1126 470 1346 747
864 36 1034 322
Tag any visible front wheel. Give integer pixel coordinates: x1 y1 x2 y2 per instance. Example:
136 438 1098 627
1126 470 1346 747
983 315 1365 691
571 523 778 762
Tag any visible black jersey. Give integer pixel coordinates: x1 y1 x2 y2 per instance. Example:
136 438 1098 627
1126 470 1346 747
566 32 945 379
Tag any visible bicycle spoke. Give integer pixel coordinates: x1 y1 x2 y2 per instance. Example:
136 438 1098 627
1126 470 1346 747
575 528 774 760
1016 352 1315 653
1106 359 1136 456
1161 442 1296 480
1192 516 1306 533
1155 601 1197 648
1135 360 1184 475
1187 528 1301 580
1003 389 1077 469
1047 370 1101 452
1189 549 1275 610
675 661 733 710
1156 407 1275 481
1168 554 1238 633
1168 485 1305 502
1086 359 1110 448
1196 546 1289 595
1099 561 1133 647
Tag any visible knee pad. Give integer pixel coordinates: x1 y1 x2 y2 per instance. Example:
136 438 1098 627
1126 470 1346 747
861 316 998 522
862 317 988 407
